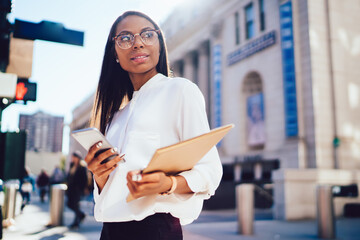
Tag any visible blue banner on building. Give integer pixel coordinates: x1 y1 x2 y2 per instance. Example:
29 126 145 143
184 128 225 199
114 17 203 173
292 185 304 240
213 44 222 130
280 1 298 137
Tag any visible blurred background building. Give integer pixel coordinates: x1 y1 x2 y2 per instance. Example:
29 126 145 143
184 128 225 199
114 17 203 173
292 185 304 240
19 111 64 175
69 0 360 220
68 94 94 161
19 111 63 152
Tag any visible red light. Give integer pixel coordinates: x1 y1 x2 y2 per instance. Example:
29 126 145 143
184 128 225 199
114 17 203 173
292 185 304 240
16 82 28 100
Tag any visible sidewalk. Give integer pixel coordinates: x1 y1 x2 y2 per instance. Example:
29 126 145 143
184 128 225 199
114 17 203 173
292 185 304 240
3 194 102 240
184 210 360 240
3 194 360 240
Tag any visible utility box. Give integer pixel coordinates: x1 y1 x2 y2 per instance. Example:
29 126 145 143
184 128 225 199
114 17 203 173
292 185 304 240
0 131 27 180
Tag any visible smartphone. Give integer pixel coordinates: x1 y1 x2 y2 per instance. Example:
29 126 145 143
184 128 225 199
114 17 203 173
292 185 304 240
71 128 120 164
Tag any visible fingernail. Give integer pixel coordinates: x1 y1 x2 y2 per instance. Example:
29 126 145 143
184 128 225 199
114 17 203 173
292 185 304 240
96 142 102 148
111 147 118 153
132 174 142 182
119 154 126 163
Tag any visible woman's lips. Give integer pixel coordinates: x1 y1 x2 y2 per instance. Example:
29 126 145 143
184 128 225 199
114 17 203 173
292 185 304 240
130 54 149 63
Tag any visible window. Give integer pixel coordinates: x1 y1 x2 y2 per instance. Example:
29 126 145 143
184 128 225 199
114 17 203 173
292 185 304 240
235 12 240 45
245 3 254 39
259 0 265 31
242 72 265 149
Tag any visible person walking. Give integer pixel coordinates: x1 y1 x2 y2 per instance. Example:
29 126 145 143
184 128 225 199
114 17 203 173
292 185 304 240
50 165 65 185
36 169 50 203
66 150 88 229
84 11 222 239
20 167 35 211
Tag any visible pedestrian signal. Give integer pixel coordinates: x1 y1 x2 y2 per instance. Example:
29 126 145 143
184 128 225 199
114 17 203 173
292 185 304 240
15 78 37 102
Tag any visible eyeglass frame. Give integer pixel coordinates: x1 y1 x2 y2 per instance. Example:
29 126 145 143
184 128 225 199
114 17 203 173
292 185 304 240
112 29 161 49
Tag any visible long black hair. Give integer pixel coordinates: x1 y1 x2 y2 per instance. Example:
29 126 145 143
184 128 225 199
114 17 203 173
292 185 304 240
91 11 170 134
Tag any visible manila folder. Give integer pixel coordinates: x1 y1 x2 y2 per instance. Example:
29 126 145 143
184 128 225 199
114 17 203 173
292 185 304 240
142 123 234 174
126 124 234 202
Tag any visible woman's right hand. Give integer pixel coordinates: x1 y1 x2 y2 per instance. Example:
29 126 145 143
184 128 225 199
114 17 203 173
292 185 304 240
84 142 125 192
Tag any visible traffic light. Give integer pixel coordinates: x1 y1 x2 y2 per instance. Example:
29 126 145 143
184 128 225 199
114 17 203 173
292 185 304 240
15 78 37 102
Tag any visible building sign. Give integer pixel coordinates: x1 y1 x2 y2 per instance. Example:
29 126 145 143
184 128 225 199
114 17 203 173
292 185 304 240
212 44 222 130
247 93 265 146
280 1 298 137
227 30 276 66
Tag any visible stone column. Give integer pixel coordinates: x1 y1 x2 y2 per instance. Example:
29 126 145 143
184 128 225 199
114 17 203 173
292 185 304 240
197 41 210 115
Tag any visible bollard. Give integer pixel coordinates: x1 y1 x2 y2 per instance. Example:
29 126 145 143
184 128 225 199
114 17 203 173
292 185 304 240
3 182 19 226
49 184 68 226
316 185 335 239
236 184 254 235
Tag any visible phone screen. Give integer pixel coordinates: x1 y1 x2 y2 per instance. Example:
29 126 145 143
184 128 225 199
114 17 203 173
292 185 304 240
71 128 118 164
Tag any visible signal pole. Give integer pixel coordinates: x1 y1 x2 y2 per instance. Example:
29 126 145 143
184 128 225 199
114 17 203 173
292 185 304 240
0 0 84 130
0 0 11 72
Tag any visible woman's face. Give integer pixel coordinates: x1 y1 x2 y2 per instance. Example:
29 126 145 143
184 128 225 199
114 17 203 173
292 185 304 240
114 15 160 75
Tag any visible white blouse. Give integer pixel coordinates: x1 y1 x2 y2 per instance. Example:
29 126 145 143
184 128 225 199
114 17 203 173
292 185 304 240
93 73 222 225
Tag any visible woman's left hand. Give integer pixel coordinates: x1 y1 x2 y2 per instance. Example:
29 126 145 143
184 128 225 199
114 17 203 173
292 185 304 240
126 171 172 199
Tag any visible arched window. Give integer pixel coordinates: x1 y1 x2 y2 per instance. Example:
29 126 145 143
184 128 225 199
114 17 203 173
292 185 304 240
242 72 265 149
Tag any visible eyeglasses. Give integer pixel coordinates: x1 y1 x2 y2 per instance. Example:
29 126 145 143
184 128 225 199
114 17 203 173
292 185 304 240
113 29 161 49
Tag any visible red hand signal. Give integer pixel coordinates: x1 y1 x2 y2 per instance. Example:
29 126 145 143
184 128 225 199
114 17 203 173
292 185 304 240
16 82 28 100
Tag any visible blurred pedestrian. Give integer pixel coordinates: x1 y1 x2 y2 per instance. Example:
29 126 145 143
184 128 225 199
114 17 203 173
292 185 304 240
20 167 35 211
50 165 65 185
36 169 50 203
84 169 94 198
66 150 88 229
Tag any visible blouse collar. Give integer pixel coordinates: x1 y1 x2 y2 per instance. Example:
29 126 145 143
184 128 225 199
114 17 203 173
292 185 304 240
133 73 165 98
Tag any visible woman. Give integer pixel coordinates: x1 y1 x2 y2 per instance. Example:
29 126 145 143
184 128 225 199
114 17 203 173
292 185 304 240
85 11 222 239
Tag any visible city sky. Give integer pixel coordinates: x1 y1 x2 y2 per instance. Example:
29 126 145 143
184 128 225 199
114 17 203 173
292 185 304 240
2 0 188 153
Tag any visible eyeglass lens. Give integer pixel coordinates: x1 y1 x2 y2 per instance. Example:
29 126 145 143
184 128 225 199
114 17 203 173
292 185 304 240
116 30 158 49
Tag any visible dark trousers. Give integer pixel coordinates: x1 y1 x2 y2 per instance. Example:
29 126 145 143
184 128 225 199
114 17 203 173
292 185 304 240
20 192 30 211
67 197 85 225
100 213 183 240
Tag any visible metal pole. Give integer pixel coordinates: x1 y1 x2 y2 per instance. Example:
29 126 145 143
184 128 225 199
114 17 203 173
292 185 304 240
317 185 335 239
0 179 3 239
49 184 68 226
0 107 3 131
236 184 254 235
325 0 339 169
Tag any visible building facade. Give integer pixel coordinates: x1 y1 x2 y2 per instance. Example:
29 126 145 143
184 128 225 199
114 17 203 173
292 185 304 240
161 0 360 219
68 93 94 162
19 111 64 152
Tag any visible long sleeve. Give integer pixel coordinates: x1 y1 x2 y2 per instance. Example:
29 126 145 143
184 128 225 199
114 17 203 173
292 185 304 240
177 82 223 199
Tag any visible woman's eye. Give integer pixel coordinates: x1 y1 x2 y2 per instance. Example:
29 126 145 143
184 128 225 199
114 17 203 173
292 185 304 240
142 32 153 39
120 35 131 42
